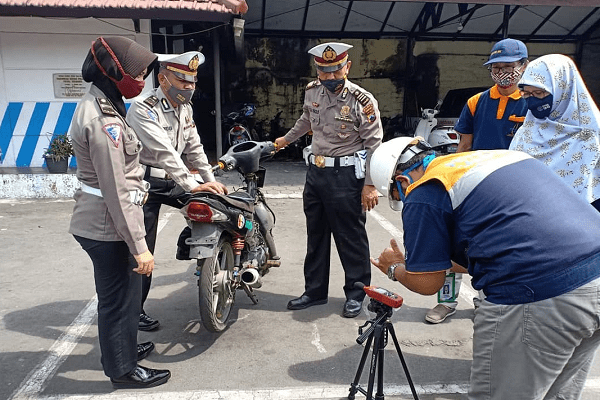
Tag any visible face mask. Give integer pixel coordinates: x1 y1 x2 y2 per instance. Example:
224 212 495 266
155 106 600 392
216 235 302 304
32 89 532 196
164 76 194 105
527 94 554 119
91 38 145 99
116 76 145 99
490 66 524 89
320 78 345 93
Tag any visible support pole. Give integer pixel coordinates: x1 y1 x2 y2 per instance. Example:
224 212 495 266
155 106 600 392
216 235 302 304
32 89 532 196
502 5 510 39
213 31 223 158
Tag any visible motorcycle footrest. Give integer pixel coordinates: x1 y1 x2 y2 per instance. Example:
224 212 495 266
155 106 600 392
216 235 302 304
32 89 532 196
266 259 281 268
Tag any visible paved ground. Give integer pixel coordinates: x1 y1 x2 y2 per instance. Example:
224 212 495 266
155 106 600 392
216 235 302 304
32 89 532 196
1 160 600 400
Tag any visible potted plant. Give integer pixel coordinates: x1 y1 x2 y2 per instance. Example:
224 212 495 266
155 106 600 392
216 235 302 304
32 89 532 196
43 133 74 173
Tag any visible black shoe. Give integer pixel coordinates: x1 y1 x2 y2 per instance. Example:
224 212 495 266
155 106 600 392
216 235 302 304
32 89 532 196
287 294 327 310
343 299 362 318
139 313 160 331
111 365 171 389
137 341 155 361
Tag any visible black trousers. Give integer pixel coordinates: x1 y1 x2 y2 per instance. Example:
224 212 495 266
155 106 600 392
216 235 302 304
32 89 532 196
141 176 189 312
302 163 371 301
74 235 140 379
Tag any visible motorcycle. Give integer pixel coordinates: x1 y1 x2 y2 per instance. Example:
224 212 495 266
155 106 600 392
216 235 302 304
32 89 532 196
218 103 258 150
179 140 280 332
413 99 460 154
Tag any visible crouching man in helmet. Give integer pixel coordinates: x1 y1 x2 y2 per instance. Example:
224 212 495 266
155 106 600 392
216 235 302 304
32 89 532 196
369 137 600 399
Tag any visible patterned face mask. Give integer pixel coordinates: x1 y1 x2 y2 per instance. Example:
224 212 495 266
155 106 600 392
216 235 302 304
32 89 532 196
490 65 525 89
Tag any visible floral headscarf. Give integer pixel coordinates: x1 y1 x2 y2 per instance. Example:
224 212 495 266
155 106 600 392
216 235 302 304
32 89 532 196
509 54 600 203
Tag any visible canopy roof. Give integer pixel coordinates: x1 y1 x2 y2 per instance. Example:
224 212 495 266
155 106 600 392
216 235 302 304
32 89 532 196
0 0 248 21
244 0 600 43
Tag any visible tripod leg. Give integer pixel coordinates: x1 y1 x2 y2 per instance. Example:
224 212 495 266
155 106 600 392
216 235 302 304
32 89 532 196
375 327 385 400
387 323 420 400
349 332 375 399
367 324 384 400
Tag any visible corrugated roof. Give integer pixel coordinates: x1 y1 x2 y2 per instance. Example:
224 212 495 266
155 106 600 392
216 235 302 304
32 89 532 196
0 0 248 20
244 1 600 43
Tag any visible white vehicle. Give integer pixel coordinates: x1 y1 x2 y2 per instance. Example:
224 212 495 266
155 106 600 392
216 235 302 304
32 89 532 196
414 87 488 154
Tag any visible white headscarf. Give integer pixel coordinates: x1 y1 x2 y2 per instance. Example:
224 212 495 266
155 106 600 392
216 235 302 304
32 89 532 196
509 54 600 203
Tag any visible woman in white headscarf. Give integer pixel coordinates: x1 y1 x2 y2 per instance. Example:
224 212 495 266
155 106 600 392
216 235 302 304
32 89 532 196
509 54 600 211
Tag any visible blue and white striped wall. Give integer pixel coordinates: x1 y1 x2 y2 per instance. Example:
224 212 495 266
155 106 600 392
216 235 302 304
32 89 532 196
0 102 78 168
0 101 136 168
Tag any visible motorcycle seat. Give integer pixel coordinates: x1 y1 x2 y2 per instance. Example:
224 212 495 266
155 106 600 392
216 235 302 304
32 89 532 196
192 192 254 213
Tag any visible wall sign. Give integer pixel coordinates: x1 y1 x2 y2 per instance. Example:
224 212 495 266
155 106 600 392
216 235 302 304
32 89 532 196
53 73 89 98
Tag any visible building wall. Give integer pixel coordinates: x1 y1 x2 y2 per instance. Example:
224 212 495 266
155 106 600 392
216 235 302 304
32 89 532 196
0 17 152 167
240 37 583 140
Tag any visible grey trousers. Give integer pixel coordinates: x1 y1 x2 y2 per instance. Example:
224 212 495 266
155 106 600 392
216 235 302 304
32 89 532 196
470 277 600 400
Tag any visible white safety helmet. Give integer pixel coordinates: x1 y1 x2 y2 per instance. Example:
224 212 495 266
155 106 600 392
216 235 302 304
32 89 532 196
370 136 432 211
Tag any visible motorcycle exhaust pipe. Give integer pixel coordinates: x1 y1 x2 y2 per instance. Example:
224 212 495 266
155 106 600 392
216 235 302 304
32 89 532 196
241 267 262 289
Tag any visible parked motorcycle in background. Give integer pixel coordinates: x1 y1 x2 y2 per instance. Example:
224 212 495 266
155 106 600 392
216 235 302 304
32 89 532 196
413 99 460 154
179 141 280 332
217 103 258 151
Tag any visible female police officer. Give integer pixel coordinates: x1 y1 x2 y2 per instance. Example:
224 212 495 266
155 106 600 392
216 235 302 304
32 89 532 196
69 36 170 389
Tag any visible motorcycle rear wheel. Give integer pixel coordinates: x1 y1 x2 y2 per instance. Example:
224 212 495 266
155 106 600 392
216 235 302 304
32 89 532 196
198 237 235 332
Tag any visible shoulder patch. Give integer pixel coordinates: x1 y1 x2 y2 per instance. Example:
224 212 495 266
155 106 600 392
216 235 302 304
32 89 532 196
102 123 123 147
352 89 370 106
306 80 320 90
96 98 118 116
146 109 158 122
143 95 159 108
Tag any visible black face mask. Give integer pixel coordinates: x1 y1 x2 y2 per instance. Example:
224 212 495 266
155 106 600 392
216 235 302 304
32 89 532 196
320 78 345 93
527 94 554 119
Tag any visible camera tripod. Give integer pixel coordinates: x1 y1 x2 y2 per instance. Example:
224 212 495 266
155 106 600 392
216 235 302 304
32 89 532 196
348 299 419 400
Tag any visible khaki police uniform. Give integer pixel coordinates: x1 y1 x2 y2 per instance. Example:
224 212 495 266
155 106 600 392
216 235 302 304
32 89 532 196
126 56 216 315
69 84 147 379
70 84 148 254
284 77 383 303
128 86 215 190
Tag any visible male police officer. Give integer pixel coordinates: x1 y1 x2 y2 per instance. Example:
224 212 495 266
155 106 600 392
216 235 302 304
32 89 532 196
369 137 600 399
127 51 227 331
275 42 383 318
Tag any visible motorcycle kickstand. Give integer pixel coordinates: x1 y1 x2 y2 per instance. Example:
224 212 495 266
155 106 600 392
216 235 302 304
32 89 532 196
242 282 259 304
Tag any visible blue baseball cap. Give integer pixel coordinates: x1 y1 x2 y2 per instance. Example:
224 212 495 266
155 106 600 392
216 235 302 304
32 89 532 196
483 38 528 66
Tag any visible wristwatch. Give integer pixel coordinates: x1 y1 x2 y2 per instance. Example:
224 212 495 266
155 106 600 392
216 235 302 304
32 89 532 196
387 264 398 281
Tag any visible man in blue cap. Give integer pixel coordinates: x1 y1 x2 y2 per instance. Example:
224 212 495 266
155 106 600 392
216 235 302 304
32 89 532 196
426 38 529 324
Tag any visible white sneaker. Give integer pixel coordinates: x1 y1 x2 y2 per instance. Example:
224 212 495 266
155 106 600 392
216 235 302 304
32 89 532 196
425 304 456 324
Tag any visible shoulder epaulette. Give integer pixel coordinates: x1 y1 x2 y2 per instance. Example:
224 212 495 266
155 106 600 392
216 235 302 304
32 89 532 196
96 97 118 116
306 80 320 90
143 95 159 108
352 89 370 106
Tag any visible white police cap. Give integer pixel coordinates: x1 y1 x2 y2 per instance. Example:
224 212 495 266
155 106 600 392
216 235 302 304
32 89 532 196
308 42 353 72
156 51 205 82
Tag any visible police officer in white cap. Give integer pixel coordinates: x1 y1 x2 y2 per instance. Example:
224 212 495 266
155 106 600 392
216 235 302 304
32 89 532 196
275 42 383 318
127 51 228 331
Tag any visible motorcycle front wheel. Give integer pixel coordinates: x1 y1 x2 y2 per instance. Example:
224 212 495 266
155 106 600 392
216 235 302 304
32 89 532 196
198 237 235 332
